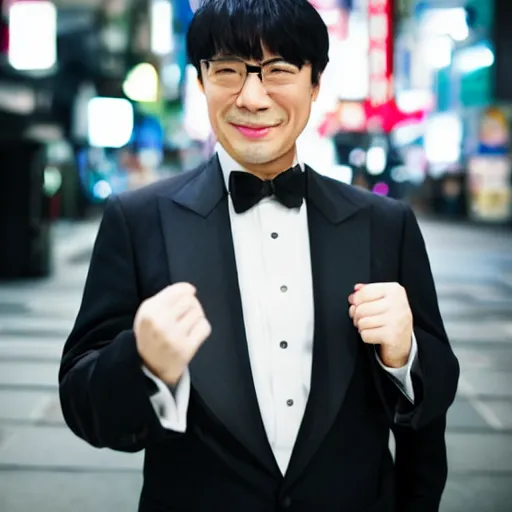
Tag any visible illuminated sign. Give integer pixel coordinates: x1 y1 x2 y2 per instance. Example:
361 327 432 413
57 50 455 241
8 1 57 71
368 0 393 107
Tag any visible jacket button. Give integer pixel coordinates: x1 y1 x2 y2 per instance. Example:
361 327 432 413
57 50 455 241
281 496 292 508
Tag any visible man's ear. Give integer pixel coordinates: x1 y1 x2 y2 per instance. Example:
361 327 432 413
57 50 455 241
312 73 322 102
197 78 205 93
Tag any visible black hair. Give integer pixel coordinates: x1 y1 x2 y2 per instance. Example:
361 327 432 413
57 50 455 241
186 0 329 85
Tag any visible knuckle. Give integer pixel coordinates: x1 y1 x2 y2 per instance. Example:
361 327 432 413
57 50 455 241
163 282 196 300
137 299 152 318
179 295 196 311
195 319 212 343
160 285 177 298
175 282 196 295
359 318 370 330
355 305 366 321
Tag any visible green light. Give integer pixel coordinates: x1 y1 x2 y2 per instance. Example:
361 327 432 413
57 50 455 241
43 166 62 196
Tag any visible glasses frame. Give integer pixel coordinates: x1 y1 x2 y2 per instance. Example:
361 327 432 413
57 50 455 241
200 57 300 92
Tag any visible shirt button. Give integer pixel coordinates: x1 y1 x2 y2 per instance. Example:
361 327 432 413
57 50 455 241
280 341 288 349
286 399 294 407
271 232 279 239
280 285 288 293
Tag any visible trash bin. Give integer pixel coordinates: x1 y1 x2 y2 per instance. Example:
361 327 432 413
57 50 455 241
0 141 52 279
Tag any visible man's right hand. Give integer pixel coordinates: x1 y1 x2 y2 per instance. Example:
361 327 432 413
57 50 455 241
134 283 211 386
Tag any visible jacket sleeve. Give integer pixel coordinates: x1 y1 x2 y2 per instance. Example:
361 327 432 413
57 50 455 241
392 416 448 512
394 203 460 429
370 203 459 430
385 205 457 511
58 196 182 452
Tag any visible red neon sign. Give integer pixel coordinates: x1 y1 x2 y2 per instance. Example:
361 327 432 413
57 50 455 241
368 0 393 108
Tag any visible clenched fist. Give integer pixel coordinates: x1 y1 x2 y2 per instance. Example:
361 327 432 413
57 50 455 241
134 283 211 385
348 282 413 368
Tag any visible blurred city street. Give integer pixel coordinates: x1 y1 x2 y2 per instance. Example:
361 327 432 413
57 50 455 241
0 215 510 512
1 0 512 510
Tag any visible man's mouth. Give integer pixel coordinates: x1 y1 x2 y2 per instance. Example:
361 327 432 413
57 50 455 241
230 123 280 139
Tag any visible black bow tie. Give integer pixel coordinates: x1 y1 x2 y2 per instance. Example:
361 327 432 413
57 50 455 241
228 165 306 214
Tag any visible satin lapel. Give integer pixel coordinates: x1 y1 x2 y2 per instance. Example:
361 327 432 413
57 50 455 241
283 168 372 489
158 158 280 478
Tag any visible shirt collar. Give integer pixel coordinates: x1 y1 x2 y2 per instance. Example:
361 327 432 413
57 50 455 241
215 142 304 192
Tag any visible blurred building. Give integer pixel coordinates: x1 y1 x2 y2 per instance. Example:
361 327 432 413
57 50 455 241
0 0 511 278
393 0 511 222
0 0 201 278
305 0 511 223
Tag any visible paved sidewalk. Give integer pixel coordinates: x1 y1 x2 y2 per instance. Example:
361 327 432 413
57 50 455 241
0 217 511 511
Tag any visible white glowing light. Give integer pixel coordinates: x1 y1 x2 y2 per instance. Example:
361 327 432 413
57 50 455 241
454 45 495 73
88 97 134 148
424 113 462 165
151 0 174 55
8 1 57 71
93 180 113 200
366 146 387 175
421 8 469 42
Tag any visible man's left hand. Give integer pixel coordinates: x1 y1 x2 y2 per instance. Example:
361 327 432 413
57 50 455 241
348 282 413 368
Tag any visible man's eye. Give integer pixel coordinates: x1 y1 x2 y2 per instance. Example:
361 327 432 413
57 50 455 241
215 67 237 74
269 66 295 74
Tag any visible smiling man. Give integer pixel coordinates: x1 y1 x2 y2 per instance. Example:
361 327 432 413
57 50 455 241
59 1 459 511
199 52 316 176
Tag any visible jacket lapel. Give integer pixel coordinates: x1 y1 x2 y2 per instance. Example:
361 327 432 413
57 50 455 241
283 167 372 489
158 157 280 478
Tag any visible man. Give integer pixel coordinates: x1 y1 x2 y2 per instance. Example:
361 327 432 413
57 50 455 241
59 1 459 511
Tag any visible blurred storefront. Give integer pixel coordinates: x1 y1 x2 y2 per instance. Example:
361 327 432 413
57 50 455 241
393 0 512 222
52 0 211 206
0 0 203 278
301 0 511 222
301 0 430 199
467 106 512 221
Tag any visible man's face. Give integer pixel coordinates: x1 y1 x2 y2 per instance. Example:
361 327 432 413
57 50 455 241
200 48 320 174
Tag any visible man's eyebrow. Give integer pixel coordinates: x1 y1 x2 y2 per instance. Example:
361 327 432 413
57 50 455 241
261 57 288 65
209 55 289 65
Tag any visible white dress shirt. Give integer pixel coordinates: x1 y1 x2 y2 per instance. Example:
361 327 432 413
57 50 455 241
143 145 417 475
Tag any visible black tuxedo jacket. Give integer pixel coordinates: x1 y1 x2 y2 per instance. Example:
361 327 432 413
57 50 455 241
59 157 459 512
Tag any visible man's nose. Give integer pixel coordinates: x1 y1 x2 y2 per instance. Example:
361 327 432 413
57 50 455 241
235 73 272 112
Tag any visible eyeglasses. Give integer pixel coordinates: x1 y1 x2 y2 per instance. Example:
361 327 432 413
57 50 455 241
201 58 301 92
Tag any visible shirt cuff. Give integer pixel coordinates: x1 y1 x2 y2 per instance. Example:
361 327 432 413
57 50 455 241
141 366 190 432
375 333 418 404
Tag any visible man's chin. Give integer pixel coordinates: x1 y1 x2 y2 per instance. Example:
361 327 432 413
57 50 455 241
234 147 277 166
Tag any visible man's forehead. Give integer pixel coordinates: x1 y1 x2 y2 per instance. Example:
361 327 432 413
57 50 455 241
213 50 283 63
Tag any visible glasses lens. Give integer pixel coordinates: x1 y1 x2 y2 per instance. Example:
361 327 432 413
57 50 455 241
262 62 301 86
207 60 246 88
